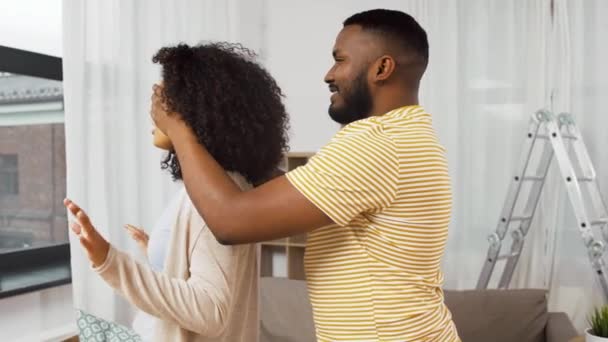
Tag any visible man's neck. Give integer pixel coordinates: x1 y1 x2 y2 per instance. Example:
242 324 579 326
369 89 419 117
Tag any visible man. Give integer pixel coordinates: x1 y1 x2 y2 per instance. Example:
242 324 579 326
152 8 459 341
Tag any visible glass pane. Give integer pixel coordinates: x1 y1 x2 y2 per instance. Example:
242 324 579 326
0 72 66 253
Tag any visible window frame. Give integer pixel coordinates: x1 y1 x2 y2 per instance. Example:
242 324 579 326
0 154 19 196
0 45 70 299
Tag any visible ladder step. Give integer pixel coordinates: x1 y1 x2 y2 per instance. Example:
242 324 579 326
510 216 533 222
591 219 608 226
537 134 578 140
497 253 520 261
523 176 544 181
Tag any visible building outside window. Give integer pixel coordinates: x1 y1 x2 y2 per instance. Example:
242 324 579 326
0 71 66 252
0 46 70 298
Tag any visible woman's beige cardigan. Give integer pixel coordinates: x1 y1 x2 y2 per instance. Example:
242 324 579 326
93 174 258 342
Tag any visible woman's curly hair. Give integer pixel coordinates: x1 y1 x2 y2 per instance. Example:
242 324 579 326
153 43 289 185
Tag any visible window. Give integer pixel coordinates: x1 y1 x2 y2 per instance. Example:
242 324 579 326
0 154 18 195
0 45 70 298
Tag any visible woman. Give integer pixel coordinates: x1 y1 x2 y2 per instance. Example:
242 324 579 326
65 42 289 342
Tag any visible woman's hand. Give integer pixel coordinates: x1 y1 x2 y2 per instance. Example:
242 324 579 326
63 198 110 268
124 224 149 257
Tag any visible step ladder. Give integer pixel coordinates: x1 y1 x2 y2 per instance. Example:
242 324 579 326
477 109 608 300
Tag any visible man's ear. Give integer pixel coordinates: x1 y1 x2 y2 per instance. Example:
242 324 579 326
372 55 396 82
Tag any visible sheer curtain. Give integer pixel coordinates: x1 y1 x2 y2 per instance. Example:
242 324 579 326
541 0 608 329
414 0 553 290
430 0 608 330
62 0 263 325
427 0 608 330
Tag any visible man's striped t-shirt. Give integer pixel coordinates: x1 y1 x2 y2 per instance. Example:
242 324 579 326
286 105 460 341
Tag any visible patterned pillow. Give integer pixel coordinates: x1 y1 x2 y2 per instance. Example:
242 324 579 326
76 310 142 342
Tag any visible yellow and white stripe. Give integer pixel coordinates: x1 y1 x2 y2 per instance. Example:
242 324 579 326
287 106 460 341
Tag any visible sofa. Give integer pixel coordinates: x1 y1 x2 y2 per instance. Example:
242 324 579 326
260 277 578 342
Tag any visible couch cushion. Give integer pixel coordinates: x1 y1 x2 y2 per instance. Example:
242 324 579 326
444 289 548 342
260 277 316 342
260 278 549 342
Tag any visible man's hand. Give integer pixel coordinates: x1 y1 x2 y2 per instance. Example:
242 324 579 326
124 224 149 256
64 199 110 268
150 83 184 136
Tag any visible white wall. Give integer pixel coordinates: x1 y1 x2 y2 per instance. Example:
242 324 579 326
0 285 76 342
263 0 340 152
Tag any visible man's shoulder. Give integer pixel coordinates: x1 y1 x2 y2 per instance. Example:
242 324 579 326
343 106 432 132
328 120 396 155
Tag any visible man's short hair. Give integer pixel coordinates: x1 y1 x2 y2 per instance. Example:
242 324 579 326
344 9 428 66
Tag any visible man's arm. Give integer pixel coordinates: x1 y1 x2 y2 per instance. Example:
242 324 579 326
168 122 333 244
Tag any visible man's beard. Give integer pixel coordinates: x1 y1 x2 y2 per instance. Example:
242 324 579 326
328 72 373 125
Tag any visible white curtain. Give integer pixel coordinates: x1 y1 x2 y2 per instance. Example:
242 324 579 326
540 0 608 329
423 0 608 331
411 0 553 290
62 0 263 325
